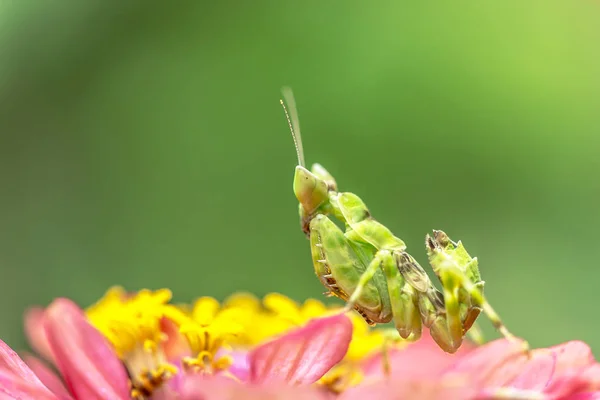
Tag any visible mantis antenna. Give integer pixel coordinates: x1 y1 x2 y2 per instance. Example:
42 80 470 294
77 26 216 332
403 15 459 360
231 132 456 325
280 87 305 168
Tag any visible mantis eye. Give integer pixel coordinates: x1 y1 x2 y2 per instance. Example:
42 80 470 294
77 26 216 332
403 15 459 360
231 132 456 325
293 166 329 215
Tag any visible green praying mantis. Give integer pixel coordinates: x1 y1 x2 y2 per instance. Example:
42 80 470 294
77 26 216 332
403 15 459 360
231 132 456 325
280 87 520 354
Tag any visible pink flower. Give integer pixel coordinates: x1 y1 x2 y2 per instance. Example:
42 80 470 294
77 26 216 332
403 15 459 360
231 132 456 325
2 289 600 400
345 332 600 400
0 296 353 399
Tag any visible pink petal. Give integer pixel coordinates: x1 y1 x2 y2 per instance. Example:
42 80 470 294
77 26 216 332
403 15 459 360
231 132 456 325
224 349 250 382
44 298 130 400
339 376 477 400
567 392 600 400
362 328 472 379
22 355 73 400
23 308 55 363
160 317 191 362
176 374 334 400
249 313 352 385
0 370 58 400
508 351 556 391
445 338 530 389
0 339 48 390
536 340 597 398
551 341 596 375
545 363 600 398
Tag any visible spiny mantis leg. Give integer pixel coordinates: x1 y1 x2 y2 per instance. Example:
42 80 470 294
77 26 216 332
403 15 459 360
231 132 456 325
410 269 474 353
397 251 469 353
418 286 464 353
343 250 422 340
382 251 422 341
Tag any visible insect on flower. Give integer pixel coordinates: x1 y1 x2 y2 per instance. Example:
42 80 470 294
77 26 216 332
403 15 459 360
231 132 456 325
280 87 522 354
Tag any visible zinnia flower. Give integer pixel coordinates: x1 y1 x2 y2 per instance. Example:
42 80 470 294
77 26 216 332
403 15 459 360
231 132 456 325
0 287 599 399
350 332 600 399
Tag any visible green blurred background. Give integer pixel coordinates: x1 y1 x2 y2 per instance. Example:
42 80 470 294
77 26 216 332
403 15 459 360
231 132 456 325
1 1 599 353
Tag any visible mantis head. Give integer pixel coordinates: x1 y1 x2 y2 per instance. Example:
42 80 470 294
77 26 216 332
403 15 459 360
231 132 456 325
281 87 338 216
293 164 338 215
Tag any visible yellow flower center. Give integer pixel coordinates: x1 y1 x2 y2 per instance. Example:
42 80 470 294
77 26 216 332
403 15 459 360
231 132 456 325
85 287 406 395
178 297 243 374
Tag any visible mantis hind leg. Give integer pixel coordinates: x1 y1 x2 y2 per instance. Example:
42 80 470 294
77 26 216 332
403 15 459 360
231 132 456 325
380 251 422 340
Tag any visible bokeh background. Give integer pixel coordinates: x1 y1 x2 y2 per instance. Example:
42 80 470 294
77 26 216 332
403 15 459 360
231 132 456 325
1 1 599 354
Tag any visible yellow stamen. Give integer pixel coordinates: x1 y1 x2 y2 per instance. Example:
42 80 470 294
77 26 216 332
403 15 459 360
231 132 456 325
177 296 246 374
130 363 178 400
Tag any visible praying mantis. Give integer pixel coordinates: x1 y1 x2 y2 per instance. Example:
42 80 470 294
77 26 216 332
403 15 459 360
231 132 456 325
280 87 519 353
